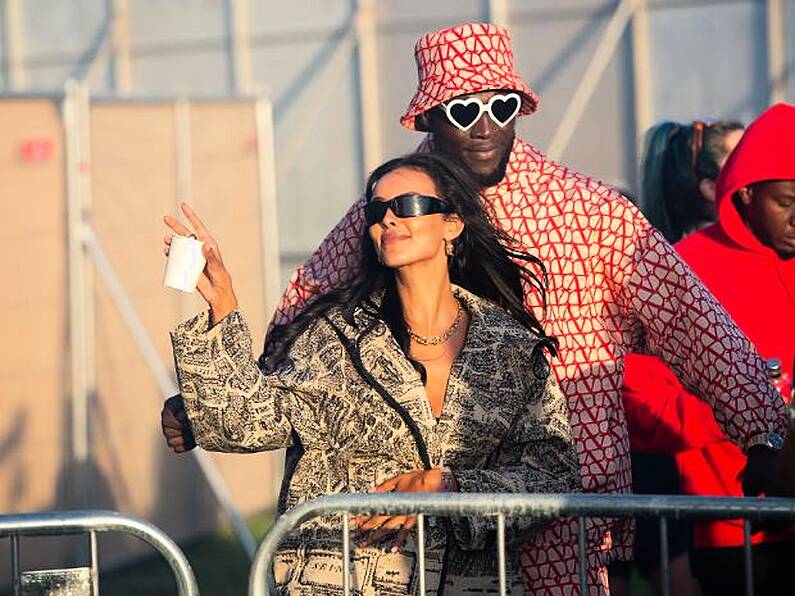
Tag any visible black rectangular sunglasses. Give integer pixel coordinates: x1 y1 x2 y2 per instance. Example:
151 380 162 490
363 193 453 226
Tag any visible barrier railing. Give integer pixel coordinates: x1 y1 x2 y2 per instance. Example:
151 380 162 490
249 492 795 596
0 510 199 596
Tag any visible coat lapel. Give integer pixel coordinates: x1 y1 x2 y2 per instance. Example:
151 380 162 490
434 288 528 466
355 316 436 434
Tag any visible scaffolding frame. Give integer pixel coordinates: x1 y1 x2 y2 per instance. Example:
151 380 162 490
1 0 792 566
5 83 284 560
4 0 790 187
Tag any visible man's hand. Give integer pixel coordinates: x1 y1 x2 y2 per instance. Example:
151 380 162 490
161 395 196 453
742 445 780 496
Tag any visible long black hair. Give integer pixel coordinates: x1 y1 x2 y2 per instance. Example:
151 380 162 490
639 120 744 243
261 152 554 372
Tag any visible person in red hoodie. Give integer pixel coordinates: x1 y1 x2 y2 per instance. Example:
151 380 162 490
614 119 744 596
624 103 795 596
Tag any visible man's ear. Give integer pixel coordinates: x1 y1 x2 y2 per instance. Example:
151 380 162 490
737 186 753 206
699 178 717 203
414 111 431 132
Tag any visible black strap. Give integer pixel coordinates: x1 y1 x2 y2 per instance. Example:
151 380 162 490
326 316 453 595
325 317 432 470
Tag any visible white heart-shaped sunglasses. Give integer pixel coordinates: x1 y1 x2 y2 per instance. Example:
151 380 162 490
441 92 522 132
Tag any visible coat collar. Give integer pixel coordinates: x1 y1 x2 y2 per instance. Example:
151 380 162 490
326 285 512 464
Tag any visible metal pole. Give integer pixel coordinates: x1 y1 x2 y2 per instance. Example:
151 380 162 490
78 85 96 424
417 514 426 596
89 530 99 596
546 0 638 161
355 0 383 176
174 99 193 206
64 81 94 508
341 513 351 595
229 0 254 94
11 535 20 596
766 0 787 104
254 95 283 319
173 99 194 321
630 0 653 172
743 519 754 596
111 0 133 93
659 517 670 596
496 513 507 596
487 0 510 28
277 23 357 181
3 0 27 89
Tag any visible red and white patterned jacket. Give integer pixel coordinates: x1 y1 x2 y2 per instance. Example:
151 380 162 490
271 136 787 594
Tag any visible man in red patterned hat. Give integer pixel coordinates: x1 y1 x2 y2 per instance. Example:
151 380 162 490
163 22 787 594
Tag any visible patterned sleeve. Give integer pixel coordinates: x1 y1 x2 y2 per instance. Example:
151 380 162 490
451 356 580 550
600 197 788 446
170 309 320 453
270 196 367 328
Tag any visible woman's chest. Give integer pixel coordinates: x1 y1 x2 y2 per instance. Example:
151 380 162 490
298 342 527 465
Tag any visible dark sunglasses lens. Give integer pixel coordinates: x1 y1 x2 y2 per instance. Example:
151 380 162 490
392 195 429 217
489 95 520 123
365 195 450 224
448 103 480 129
363 202 387 225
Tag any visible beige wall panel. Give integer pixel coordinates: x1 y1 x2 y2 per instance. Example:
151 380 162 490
89 102 192 566
0 99 282 580
0 100 67 515
88 101 280 566
89 103 239 568
188 101 282 513
0 99 75 577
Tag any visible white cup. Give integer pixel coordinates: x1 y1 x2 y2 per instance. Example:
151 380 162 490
163 234 206 293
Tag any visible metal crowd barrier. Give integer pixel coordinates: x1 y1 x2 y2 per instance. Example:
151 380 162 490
249 492 795 596
0 510 198 596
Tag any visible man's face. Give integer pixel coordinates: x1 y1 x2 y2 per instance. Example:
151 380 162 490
425 90 517 189
738 180 795 259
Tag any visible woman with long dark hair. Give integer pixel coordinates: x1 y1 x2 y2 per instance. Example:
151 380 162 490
639 119 744 243
165 152 579 593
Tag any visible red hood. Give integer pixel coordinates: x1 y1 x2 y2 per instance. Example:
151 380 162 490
714 103 795 253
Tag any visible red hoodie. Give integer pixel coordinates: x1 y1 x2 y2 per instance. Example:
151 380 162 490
623 103 795 549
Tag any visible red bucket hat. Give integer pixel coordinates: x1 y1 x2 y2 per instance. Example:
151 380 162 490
400 22 539 131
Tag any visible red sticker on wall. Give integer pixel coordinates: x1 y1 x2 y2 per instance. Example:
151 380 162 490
20 138 54 162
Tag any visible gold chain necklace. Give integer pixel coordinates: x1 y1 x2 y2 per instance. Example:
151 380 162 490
407 300 463 346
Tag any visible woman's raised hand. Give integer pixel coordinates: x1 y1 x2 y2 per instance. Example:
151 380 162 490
164 203 238 325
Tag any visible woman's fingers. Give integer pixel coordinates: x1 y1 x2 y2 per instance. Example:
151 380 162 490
164 214 193 237
165 205 216 247
389 517 417 552
180 203 211 239
351 514 389 535
356 516 412 547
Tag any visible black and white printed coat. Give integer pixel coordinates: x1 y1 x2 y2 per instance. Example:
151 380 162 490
171 285 580 595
